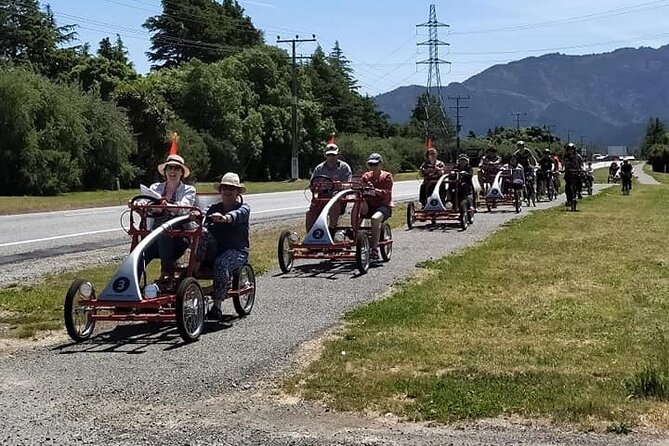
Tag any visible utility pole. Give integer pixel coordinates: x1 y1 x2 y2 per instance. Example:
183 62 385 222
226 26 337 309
448 95 470 154
545 124 556 152
277 34 317 180
566 128 574 144
511 112 527 133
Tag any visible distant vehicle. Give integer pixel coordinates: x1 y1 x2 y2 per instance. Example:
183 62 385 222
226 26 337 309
593 153 606 161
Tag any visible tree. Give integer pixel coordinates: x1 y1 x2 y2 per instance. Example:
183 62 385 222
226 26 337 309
144 0 263 69
69 36 137 100
640 117 667 159
0 1 79 78
403 92 455 159
0 68 136 195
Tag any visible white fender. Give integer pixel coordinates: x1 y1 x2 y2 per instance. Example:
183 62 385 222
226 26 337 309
472 174 481 195
303 188 354 245
98 214 192 301
423 174 450 211
486 170 504 200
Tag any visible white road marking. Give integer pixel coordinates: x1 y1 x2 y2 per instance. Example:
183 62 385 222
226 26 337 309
0 228 123 248
64 210 119 217
253 206 307 214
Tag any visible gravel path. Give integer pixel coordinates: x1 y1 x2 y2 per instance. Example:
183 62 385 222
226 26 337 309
2 184 668 446
635 162 661 185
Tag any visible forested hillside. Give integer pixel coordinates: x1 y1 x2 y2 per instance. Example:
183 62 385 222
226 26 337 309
0 0 421 195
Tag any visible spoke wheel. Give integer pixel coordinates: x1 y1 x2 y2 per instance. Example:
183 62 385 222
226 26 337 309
406 202 415 229
176 278 205 343
380 223 392 262
232 264 256 317
64 279 96 342
277 230 294 273
355 232 370 274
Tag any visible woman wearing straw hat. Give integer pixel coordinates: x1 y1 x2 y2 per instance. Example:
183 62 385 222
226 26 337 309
143 154 196 281
203 172 250 320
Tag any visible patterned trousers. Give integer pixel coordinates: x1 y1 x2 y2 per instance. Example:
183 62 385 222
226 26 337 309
213 249 248 300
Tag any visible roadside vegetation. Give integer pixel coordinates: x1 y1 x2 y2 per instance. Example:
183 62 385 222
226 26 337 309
285 182 669 431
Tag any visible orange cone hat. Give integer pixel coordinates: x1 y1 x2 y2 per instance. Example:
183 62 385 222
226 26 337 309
168 132 179 156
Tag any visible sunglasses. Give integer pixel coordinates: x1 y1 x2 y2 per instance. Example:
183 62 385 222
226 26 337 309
219 185 238 191
367 162 380 166
165 165 182 171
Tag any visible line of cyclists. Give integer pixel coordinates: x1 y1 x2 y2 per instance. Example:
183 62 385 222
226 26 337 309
424 140 603 210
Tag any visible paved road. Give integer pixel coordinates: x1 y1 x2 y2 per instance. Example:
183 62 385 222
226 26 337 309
0 181 420 263
4 180 665 446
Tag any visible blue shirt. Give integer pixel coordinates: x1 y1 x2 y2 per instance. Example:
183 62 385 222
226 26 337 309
205 201 250 253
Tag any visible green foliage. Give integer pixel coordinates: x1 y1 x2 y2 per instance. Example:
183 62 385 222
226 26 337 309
0 0 80 79
0 68 137 195
68 36 137 100
403 92 456 159
144 0 263 69
640 117 667 159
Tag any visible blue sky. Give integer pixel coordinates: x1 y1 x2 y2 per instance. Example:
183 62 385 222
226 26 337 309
45 0 669 96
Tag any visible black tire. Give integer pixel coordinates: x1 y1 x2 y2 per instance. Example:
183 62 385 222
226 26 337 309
514 189 521 213
380 223 392 262
64 279 96 342
406 202 415 230
355 232 370 274
277 230 294 273
232 264 255 317
468 208 474 224
460 210 468 230
175 277 205 343
128 194 162 206
588 187 593 196
570 190 578 212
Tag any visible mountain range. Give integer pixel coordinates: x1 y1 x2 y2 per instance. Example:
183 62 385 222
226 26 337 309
374 44 669 147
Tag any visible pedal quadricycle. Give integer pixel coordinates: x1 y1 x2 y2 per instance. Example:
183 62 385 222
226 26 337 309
63 193 256 344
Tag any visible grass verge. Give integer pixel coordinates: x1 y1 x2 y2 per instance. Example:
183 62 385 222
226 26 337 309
284 182 669 430
0 204 407 338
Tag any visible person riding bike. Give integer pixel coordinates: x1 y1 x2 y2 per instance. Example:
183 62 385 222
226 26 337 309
537 148 554 197
563 143 584 207
455 154 475 214
478 145 501 198
620 159 634 192
608 161 620 183
419 146 446 206
514 142 538 205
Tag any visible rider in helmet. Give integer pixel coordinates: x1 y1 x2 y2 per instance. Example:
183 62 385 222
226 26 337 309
563 143 584 206
514 141 538 172
456 154 475 215
620 158 634 190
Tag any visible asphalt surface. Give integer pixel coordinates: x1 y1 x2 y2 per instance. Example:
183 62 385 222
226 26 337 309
2 165 665 446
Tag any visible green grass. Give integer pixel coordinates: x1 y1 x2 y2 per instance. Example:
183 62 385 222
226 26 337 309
0 204 407 338
284 182 669 430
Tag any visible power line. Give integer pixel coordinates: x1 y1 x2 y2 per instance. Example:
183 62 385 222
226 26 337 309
451 0 669 35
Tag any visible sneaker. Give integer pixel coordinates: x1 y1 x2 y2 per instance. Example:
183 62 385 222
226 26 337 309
370 248 380 261
207 302 223 320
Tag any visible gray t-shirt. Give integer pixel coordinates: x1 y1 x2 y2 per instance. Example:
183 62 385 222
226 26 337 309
310 160 352 182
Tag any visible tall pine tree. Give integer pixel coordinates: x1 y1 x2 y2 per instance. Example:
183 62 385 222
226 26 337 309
144 0 263 69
